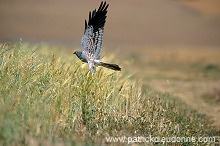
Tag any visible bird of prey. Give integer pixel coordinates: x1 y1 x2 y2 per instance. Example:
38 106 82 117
73 1 121 73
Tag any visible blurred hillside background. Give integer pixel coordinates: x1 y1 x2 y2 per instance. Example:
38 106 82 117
1 0 220 129
0 0 220 48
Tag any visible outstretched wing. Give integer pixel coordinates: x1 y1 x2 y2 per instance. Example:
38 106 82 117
81 1 109 60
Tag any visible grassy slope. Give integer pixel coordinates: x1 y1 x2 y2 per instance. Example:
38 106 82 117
0 42 217 145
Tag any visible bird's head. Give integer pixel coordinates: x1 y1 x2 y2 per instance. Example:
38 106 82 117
73 51 81 55
73 51 83 59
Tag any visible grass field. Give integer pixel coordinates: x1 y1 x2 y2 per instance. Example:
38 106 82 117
124 45 220 128
0 42 219 145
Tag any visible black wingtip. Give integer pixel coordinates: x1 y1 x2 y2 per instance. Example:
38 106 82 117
85 20 87 30
98 1 104 11
85 1 109 32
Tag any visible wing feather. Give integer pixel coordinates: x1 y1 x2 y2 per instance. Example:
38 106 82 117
81 1 109 60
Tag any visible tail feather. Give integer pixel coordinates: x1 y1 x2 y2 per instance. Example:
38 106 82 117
100 62 121 71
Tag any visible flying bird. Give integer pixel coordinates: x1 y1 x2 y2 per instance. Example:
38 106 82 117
73 1 121 73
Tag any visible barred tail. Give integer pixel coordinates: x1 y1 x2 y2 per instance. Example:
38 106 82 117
100 62 121 71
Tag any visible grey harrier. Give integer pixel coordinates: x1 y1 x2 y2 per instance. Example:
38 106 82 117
73 1 121 73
